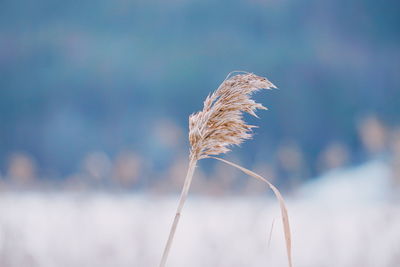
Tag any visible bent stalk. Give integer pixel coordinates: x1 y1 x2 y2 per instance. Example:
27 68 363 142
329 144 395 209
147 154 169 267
209 156 292 267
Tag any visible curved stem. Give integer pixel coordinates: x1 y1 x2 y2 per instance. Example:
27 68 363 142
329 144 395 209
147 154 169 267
159 156 198 267
209 156 293 267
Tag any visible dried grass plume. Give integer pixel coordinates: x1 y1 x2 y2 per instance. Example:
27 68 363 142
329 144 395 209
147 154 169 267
189 72 276 160
160 72 292 267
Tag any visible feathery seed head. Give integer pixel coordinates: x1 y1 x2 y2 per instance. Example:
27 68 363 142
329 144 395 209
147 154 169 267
189 73 276 160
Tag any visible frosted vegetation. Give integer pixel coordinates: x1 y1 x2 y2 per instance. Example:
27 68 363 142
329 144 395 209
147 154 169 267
0 160 398 267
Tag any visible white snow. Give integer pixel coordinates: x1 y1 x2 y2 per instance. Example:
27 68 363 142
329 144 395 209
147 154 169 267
0 160 399 267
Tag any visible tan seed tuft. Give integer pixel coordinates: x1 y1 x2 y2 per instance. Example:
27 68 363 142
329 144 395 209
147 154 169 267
189 72 276 160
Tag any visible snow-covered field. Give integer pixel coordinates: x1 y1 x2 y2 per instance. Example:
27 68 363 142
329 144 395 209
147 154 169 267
0 160 399 267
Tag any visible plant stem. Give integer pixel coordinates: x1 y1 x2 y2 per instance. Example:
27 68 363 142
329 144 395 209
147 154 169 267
209 156 292 267
159 156 198 267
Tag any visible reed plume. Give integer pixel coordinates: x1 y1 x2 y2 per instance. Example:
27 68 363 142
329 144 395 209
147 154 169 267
160 72 292 267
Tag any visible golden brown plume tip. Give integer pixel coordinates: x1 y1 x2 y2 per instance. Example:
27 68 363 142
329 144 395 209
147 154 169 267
189 72 276 160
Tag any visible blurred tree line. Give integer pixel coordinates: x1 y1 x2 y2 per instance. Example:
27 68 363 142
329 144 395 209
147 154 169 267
0 0 399 185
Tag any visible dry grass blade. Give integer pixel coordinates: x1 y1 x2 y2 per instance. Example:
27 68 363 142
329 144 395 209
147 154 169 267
209 156 293 267
268 218 276 249
159 72 291 267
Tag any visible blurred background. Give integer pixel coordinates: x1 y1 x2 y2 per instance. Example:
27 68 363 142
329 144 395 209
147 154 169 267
0 0 399 266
